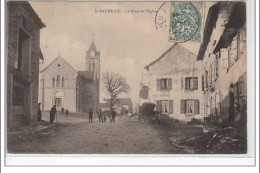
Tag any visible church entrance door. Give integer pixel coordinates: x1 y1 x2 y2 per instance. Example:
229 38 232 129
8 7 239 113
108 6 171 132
55 98 62 109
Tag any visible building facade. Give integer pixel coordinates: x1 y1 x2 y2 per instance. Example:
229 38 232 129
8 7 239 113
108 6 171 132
39 56 88 112
7 1 45 131
143 44 204 122
197 2 246 125
39 40 100 113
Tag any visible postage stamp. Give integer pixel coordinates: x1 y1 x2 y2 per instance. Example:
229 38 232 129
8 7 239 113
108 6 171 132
169 2 203 42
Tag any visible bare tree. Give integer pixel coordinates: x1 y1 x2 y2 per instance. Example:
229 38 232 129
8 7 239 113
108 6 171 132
102 71 130 110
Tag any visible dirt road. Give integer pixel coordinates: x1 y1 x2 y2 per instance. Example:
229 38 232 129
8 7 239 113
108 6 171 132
8 113 203 154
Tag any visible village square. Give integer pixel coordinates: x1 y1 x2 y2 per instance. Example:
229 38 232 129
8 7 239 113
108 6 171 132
6 1 247 154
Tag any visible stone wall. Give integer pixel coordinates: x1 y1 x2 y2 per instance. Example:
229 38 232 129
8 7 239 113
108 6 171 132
7 2 44 130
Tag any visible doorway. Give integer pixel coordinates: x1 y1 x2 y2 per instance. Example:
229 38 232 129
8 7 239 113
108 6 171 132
55 98 62 109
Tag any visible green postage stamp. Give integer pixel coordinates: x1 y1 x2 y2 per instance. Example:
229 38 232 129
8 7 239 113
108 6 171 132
169 2 203 42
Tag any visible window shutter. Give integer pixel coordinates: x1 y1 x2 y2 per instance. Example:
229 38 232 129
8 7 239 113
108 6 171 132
181 77 184 90
168 78 172 90
216 58 219 78
185 78 189 90
202 75 204 91
213 60 216 80
205 70 208 89
156 100 161 112
194 100 199 114
193 77 198 90
156 79 160 91
181 100 185 114
169 100 173 114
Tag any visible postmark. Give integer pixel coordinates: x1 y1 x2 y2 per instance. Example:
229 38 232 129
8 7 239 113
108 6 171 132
169 2 203 43
155 2 168 30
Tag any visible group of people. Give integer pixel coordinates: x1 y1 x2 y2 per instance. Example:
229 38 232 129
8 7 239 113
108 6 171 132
89 108 117 123
39 104 118 124
61 107 69 117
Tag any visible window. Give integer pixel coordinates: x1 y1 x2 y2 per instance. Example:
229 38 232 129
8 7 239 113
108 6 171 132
209 65 213 85
52 77 55 88
228 48 232 68
156 78 172 91
17 28 31 74
92 63 95 71
89 62 91 71
185 77 198 90
62 77 65 87
205 70 208 89
181 100 199 114
215 55 219 79
56 75 61 88
156 100 173 114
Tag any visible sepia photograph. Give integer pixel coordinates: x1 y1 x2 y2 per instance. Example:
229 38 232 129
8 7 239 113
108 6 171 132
3 0 256 166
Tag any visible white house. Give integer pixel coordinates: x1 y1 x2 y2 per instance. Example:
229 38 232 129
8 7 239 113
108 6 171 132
143 43 204 122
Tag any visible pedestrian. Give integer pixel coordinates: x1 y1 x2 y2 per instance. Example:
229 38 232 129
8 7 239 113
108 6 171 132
98 108 103 122
50 105 57 123
65 109 69 118
89 109 93 123
61 107 64 115
38 103 42 121
102 111 107 122
111 108 116 123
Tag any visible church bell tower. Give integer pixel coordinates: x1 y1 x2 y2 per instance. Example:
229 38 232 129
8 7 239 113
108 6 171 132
85 39 100 80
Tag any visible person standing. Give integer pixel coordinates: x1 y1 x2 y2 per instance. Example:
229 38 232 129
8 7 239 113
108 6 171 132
89 109 93 123
98 109 103 122
61 107 64 115
111 108 116 123
65 109 69 118
102 111 107 122
50 105 57 123
38 103 42 121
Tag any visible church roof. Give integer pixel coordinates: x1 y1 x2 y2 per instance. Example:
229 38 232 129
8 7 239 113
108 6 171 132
78 71 95 82
88 39 97 52
40 55 77 73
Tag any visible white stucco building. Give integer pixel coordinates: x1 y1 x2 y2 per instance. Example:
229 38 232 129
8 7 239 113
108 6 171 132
143 43 204 122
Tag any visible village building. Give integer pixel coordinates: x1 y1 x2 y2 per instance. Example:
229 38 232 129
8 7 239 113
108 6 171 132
7 1 45 131
99 98 133 114
197 2 246 126
39 40 100 113
142 44 204 122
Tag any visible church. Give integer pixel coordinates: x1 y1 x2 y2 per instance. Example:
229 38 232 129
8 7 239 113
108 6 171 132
38 40 100 113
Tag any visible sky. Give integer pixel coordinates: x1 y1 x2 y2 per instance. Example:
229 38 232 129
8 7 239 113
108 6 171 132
30 1 203 108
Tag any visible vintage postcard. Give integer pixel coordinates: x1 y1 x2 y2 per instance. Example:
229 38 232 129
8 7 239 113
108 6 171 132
4 0 256 166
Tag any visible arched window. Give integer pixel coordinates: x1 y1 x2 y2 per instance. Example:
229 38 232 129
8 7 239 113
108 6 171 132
92 63 95 71
52 77 55 88
56 75 61 88
62 77 65 87
89 62 91 71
